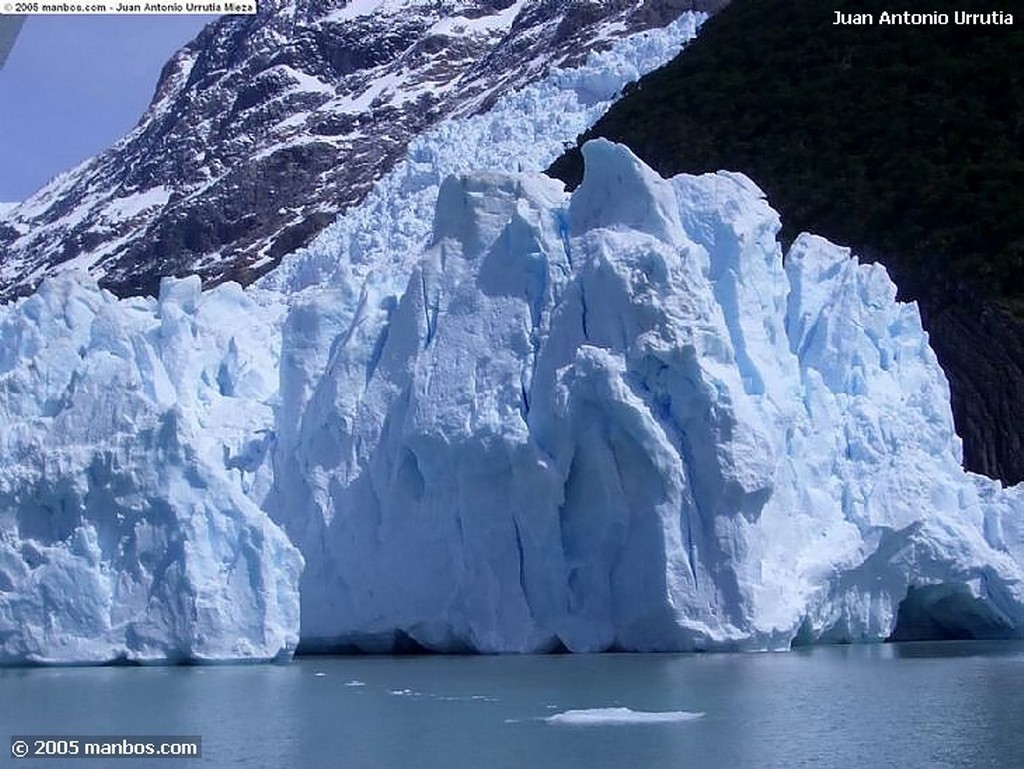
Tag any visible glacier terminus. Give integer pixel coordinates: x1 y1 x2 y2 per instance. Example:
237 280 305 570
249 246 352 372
1 6 1023 663
2 137 1023 661
271 139 1024 654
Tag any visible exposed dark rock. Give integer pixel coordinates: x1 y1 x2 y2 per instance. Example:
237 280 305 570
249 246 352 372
0 0 719 302
923 297 1024 484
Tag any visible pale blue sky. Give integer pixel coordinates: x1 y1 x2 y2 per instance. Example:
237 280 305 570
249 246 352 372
0 16 211 202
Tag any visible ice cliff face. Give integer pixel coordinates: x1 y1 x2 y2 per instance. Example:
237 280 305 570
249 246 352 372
0 276 301 663
3 137 1024 662
269 139 1024 653
3 10 1024 657
0 11 707 664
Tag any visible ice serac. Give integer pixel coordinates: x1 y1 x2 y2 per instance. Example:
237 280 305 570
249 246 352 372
275 139 1024 652
0 275 301 664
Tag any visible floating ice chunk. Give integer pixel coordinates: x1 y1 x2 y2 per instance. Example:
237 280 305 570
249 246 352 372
545 708 706 726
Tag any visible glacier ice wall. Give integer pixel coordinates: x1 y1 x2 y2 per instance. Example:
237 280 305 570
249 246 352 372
3 136 1024 661
0 276 301 663
0 13 706 664
2 1 1023 657
273 140 1024 652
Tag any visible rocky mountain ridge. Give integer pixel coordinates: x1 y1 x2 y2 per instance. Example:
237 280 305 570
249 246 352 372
0 0 725 300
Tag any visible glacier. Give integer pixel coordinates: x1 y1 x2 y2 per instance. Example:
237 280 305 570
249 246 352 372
0 276 301 663
0 12 708 663
268 139 1024 653
2 9 1024 660
3 136 1024 661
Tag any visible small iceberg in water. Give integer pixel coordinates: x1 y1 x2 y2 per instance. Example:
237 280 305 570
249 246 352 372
545 707 705 726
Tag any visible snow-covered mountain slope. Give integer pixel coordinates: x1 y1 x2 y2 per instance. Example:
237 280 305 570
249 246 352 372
261 8 706 294
0 0 722 301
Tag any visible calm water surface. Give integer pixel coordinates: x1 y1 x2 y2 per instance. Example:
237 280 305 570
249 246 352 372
3 642 1024 768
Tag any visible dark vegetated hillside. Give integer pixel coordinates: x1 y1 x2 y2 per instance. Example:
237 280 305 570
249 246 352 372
550 0 1024 483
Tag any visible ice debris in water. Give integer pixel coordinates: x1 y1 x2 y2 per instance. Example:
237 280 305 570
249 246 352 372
545 708 706 726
